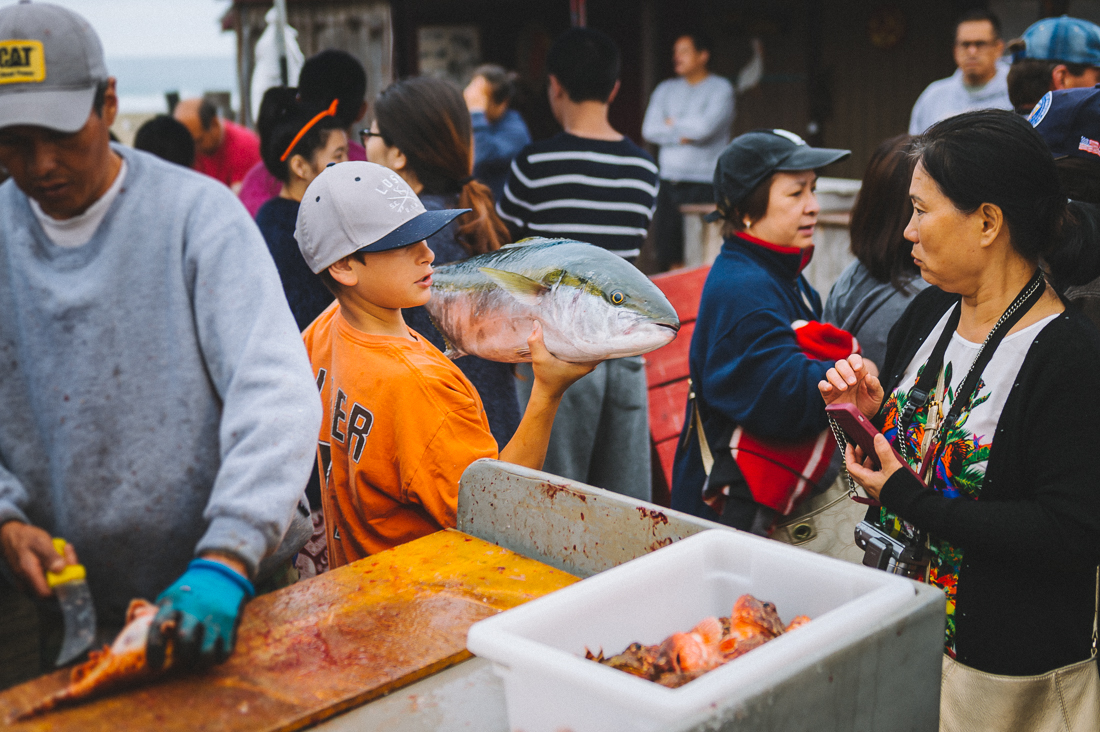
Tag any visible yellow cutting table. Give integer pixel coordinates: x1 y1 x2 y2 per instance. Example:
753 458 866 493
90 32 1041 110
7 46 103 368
0 529 577 731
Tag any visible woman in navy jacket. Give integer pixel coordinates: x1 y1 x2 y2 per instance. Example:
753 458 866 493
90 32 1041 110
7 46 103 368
672 130 851 533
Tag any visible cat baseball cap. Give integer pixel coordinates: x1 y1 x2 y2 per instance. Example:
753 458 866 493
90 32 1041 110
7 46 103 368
296 161 470 274
0 2 109 133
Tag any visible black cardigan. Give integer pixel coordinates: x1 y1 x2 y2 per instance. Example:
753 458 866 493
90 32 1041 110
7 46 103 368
874 286 1100 675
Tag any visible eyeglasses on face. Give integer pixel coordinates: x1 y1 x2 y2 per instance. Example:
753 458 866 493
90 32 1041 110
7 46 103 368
359 129 385 143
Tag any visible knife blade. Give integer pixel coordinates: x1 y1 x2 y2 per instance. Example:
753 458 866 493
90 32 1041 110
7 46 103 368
46 537 97 667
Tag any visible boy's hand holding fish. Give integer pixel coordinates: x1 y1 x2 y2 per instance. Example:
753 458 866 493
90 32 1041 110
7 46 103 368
500 321 601 470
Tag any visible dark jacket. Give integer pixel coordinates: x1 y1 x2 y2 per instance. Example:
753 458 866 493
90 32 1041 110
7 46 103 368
876 286 1100 675
671 234 833 520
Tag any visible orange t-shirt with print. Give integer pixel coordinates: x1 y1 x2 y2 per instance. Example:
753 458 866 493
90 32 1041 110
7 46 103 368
302 303 499 567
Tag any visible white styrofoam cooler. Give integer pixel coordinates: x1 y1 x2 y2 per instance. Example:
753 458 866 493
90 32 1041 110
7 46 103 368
467 529 939 732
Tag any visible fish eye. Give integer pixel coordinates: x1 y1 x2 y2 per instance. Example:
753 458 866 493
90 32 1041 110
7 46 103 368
610 290 625 305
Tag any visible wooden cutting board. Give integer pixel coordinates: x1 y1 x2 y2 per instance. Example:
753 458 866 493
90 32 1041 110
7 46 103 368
0 529 577 731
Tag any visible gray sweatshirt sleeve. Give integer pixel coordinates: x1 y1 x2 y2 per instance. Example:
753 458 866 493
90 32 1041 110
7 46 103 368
0 459 30 528
642 82 680 147
182 185 322 576
673 77 735 143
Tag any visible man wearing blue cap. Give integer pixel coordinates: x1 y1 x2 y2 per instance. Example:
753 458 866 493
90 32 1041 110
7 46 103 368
909 9 1012 135
0 2 321 678
1007 15 1100 115
1029 85 1100 327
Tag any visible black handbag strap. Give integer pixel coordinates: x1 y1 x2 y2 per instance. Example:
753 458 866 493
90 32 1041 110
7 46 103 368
899 270 1046 466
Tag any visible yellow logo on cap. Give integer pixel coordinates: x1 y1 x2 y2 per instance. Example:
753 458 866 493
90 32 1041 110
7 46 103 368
0 40 46 85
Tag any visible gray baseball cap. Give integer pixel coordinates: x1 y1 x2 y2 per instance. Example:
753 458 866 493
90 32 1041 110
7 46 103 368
0 2 108 133
296 161 470 274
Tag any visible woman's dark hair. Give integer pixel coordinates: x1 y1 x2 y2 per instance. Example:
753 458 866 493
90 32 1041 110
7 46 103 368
720 174 773 238
473 64 519 106
257 86 344 183
298 50 368 128
849 134 920 290
373 76 509 255
913 109 1100 287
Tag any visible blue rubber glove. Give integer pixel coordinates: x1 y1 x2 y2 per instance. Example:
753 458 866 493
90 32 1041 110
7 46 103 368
146 558 254 669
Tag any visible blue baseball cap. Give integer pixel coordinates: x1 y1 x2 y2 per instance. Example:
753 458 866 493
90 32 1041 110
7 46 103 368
1017 15 1100 66
1028 86 1100 160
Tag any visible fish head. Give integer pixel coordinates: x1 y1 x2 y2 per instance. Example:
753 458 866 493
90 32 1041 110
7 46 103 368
537 242 680 360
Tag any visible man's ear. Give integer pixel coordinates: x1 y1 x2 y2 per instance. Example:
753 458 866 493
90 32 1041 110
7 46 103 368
547 74 563 100
101 77 119 127
606 79 621 105
328 256 359 287
1052 64 1070 90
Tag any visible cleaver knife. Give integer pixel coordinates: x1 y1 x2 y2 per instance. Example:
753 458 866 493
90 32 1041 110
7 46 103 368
46 538 97 667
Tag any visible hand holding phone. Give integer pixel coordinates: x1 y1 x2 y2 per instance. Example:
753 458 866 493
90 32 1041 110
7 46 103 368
825 403 923 483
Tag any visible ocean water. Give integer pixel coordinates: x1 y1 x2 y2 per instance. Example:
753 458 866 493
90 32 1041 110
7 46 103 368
108 56 239 115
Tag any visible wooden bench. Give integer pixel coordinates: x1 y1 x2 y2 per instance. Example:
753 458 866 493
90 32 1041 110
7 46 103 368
647 265 710 507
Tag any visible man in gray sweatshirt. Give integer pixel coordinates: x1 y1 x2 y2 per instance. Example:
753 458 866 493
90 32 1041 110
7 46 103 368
642 32 734 271
0 3 321 672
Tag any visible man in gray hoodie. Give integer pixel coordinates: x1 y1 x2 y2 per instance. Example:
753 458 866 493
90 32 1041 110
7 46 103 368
0 3 321 674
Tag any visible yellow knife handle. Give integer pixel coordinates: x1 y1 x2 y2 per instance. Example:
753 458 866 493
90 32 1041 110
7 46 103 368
46 537 86 588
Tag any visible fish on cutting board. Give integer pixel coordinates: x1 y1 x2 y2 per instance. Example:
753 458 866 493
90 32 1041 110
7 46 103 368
12 599 174 722
425 238 680 363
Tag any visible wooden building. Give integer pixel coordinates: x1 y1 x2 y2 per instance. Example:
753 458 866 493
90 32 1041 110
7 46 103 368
225 0 1087 178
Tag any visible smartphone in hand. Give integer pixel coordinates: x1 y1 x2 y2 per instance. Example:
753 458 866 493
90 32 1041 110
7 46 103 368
825 403 924 483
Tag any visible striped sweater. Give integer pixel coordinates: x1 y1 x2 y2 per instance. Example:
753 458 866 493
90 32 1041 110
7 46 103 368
496 132 658 259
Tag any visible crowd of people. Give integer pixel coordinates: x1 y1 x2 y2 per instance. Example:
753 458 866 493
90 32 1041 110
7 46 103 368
1 1 1099 729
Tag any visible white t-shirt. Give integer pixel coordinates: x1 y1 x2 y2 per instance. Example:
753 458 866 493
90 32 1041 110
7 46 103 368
29 158 128 248
879 304 1058 655
890 306 1059 490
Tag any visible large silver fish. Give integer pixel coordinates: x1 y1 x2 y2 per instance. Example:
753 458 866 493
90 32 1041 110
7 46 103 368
425 238 680 363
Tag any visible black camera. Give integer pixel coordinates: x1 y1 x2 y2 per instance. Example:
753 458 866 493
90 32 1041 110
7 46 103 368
854 521 929 579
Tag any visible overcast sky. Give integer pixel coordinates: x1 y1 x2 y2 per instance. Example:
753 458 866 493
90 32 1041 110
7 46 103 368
27 0 235 58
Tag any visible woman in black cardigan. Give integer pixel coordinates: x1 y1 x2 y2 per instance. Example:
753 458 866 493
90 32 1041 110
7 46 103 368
819 111 1100 728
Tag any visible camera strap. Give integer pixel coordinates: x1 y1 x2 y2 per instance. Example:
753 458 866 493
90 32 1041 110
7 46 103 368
899 269 1046 473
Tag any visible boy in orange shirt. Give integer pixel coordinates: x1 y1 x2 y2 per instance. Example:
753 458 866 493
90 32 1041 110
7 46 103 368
295 162 599 567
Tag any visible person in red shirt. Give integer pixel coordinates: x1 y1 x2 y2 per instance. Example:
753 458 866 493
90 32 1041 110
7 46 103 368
174 98 261 193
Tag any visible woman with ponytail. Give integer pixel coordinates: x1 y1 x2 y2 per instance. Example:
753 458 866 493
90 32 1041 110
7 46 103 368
364 76 520 447
819 110 1100 730
255 86 348 330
